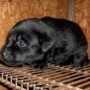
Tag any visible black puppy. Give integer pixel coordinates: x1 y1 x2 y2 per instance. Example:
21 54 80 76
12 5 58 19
0 17 89 70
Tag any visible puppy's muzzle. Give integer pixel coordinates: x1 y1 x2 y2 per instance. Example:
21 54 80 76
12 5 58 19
0 50 24 67
1 49 15 62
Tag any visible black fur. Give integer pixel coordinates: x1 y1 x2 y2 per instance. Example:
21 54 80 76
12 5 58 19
0 17 89 70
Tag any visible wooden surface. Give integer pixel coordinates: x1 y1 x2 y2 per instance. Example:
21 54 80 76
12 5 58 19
0 0 67 48
87 0 90 57
75 0 90 58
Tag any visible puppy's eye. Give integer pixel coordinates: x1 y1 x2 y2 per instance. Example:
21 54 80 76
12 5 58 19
17 39 26 47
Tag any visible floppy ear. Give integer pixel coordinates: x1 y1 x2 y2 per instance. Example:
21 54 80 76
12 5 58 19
38 33 54 53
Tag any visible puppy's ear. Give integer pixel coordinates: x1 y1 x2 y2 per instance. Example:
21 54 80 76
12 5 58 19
39 34 54 53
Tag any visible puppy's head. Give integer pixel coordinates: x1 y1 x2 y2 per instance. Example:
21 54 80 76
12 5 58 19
0 18 55 66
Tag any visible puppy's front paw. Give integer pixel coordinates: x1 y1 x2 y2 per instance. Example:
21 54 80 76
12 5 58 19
30 60 47 71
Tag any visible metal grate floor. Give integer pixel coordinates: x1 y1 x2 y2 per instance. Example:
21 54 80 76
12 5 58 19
0 63 90 90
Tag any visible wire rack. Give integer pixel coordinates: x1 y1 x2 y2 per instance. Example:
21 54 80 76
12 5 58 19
0 63 90 90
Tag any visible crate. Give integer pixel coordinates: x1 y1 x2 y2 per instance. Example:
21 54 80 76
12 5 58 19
0 63 90 90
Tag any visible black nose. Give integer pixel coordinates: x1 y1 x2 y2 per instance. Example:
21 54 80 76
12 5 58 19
3 50 10 57
2 50 14 61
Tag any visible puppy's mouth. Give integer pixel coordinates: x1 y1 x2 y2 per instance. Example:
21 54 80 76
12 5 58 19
0 54 24 67
2 60 24 67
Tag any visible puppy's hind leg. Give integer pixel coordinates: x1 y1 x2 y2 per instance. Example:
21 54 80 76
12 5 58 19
73 46 89 68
